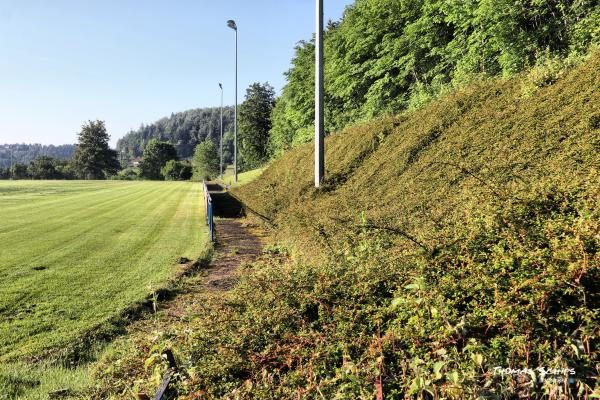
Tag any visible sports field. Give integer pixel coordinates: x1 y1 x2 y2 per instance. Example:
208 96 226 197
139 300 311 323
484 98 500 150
0 180 207 362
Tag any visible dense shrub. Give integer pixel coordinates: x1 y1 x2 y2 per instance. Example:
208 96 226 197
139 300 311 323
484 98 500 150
161 160 193 181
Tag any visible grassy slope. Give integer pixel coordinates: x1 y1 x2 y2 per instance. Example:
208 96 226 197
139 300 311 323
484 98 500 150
218 165 268 188
88 55 599 399
221 55 599 397
0 180 207 362
236 54 600 253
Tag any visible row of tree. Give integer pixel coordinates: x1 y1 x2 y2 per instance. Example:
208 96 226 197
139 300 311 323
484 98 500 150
0 144 75 169
268 0 600 156
116 107 235 160
1 121 121 180
0 157 76 180
114 0 600 175
0 120 219 182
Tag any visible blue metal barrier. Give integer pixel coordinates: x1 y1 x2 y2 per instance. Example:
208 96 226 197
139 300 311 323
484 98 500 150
202 181 214 242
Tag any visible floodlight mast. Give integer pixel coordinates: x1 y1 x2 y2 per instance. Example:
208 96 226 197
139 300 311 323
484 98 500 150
315 0 324 187
219 83 224 179
227 19 238 182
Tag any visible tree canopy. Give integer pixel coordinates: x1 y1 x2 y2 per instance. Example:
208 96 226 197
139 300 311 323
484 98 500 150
139 139 178 180
268 0 600 156
116 107 235 160
239 82 276 169
192 140 220 181
72 120 119 179
0 144 75 169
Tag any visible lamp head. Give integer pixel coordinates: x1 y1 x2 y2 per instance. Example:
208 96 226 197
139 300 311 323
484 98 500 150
219 83 222 89
227 20 237 30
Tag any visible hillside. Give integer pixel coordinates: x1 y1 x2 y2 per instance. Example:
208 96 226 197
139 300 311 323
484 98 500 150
236 54 600 254
91 54 599 399
207 54 599 398
116 106 235 160
0 144 75 169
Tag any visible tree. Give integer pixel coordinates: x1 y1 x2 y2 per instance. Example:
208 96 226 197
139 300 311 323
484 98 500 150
29 156 61 179
239 82 276 169
72 120 120 179
268 0 600 157
192 140 219 181
11 163 30 179
138 139 178 180
115 107 235 160
161 160 193 181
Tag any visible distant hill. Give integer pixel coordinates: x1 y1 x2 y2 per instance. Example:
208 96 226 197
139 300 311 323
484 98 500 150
0 144 75 169
116 106 235 160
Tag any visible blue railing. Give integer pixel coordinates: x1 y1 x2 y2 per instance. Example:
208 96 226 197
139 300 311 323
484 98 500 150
202 181 214 242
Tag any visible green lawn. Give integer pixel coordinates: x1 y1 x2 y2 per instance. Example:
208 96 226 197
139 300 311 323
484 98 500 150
218 165 267 188
0 180 208 363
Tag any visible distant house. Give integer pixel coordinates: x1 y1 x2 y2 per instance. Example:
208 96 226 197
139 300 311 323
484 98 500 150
132 157 142 167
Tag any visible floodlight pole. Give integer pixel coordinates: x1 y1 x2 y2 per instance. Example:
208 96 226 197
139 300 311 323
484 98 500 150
219 83 224 179
315 0 324 188
227 19 238 183
9 146 13 180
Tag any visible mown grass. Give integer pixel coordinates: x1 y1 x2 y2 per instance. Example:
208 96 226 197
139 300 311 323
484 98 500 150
218 165 267 188
0 180 208 398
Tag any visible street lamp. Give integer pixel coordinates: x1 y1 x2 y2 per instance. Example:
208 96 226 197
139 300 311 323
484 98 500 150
219 83 224 179
227 19 238 183
315 0 324 187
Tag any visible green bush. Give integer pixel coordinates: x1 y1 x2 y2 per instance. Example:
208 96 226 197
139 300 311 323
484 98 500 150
161 160 192 181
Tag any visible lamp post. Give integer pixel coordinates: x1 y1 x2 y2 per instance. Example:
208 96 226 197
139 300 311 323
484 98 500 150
315 0 324 187
227 19 238 183
219 83 224 179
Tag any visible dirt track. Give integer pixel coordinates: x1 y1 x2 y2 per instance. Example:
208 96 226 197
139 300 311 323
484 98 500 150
201 218 265 291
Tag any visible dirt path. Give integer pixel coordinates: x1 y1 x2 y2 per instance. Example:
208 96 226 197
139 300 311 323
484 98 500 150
201 218 265 291
87 188 268 398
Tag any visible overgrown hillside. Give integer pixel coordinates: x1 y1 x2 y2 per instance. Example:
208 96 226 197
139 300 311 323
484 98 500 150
237 53 600 256
269 0 600 156
94 54 599 399
219 54 599 398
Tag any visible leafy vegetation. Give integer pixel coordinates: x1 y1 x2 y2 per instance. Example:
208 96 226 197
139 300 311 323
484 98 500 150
116 106 235 160
93 52 600 399
138 139 178 180
0 144 75 170
72 120 120 179
161 160 193 181
268 0 600 156
192 140 220 181
239 82 276 170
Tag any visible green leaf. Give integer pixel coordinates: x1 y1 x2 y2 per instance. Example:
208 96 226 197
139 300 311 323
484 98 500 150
433 361 445 379
447 370 460 384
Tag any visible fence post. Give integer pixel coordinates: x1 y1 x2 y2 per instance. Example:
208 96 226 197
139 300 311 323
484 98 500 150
202 181 214 242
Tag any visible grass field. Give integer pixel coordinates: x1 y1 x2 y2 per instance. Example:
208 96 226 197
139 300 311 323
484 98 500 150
0 180 208 364
218 165 267 188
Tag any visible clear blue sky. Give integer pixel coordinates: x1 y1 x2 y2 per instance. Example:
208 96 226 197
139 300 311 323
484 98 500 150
0 0 353 147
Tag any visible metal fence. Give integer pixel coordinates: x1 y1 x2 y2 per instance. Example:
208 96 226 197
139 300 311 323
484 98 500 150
202 181 214 242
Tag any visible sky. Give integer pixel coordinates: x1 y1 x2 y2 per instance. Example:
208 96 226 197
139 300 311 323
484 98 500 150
0 0 353 147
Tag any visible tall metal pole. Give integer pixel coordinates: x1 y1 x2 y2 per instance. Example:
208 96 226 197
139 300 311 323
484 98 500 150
227 20 239 183
315 0 324 187
9 146 13 180
219 83 224 179
234 27 238 183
